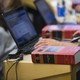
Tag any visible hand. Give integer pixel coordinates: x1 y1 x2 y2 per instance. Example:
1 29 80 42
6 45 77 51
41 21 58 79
73 31 80 37
72 31 80 42
78 39 80 42
34 38 77 49
34 38 60 49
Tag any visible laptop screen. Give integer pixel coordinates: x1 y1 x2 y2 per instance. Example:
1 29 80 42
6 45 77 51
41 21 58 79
35 0 58 24
2 7 38 48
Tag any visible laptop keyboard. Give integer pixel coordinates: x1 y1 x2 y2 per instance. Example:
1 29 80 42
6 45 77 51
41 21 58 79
22 38 39 53
25 43 35 52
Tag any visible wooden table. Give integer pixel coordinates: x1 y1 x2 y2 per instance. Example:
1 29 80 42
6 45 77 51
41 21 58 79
4 54 80 80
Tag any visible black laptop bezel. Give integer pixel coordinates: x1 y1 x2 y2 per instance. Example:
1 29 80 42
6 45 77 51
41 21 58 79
34 0 58 25
2 7 39 49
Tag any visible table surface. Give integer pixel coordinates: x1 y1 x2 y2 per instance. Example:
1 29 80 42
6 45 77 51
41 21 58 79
4 54 72 80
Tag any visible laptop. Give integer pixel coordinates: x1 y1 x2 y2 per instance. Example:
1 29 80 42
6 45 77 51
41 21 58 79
34 0 58 25
2 7 39 54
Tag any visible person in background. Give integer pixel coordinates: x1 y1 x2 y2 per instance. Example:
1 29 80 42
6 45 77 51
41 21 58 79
0 18 16 80
34 30 80 49
0 0 22 80
73 4 80 13
1 0 22 10
72 4 80 24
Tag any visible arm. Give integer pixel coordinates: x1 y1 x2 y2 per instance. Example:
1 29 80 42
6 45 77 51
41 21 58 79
0 27 16 61
34 38 77 49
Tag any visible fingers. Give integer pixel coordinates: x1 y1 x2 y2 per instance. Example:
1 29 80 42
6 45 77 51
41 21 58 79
73 31 80 37
34 39 47 49
34 43 47 49
35 39 46 46
78 39 80 42
34 38 59 49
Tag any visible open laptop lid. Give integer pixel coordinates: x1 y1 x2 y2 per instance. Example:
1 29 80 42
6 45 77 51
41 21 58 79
2 7 38 49
34 0 58 25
